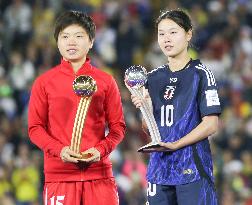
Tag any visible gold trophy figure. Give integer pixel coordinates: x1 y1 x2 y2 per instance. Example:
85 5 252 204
125 65 163 152
70 75 97 159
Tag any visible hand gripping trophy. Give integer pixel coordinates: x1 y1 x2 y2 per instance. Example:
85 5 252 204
125 65 163 152
70 75 97 159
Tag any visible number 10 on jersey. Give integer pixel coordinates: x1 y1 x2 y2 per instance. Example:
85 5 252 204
160 105 174 127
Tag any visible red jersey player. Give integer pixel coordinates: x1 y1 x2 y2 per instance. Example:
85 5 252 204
28 11 126 205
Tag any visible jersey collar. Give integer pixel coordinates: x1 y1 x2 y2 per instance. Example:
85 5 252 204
166 58 193 73
60 58 93 75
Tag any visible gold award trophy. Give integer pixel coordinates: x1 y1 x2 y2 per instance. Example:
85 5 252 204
70 75 97 159
125 65 163 152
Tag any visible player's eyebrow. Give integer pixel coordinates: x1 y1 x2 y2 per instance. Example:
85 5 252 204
74 31 85 34
60 31 86 35
158 28 178 32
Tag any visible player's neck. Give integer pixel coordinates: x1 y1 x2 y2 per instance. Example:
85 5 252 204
70 58 87 73
167 54 191 72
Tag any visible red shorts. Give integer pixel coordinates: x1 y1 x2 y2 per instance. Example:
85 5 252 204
43 178 119 205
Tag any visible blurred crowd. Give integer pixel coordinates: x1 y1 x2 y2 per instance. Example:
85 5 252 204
0 0 252 204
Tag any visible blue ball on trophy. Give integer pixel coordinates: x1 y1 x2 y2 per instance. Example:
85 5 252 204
124 65 147 89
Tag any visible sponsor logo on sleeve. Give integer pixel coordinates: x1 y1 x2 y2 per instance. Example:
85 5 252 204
183 169 194 175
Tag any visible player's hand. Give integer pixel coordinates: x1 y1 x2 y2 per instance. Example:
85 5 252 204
131 94 143 108
60 146 82 163
79 147 100 163
158 141 180 151
131 88 151 109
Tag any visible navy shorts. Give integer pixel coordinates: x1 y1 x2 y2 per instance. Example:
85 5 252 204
146 178 218 205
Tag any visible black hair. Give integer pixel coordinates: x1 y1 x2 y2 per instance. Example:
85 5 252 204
54 11 96 42
155 9 192 32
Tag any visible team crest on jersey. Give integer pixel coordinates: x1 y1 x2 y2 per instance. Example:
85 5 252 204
164 86 176 100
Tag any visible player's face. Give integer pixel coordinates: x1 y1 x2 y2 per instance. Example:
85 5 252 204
57 24 93 63
157 19 192 58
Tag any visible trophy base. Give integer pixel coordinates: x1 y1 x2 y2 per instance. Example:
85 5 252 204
82 153 93 159
137 142 172 153
138 142 162 153
77 153 94 161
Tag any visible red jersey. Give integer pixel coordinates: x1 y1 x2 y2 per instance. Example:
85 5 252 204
28 58 126 182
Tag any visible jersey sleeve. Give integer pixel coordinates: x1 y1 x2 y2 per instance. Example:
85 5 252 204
196 64 221 117
94 76 126 158
28 77 65 157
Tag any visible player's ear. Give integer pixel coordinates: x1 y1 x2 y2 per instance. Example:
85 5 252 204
89 39 94 49
186 29 192 42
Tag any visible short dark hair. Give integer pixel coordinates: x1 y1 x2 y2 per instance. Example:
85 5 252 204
54 11 96 42
155 9 192 32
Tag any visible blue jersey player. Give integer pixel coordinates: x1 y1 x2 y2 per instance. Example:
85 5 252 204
131 9 221 205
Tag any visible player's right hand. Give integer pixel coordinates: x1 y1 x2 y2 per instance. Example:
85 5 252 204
131 88 151 109
60 146 82 163
131 94 143 108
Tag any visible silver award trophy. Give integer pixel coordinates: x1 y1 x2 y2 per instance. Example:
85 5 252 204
125 65 162 152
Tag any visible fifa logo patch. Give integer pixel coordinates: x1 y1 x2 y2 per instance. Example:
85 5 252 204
164 86 176 100
205 89 220 106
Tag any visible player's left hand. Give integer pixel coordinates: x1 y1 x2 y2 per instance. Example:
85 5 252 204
79 147 101 163
158 141 180 151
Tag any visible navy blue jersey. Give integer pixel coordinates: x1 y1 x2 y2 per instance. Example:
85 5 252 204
146 59 221 185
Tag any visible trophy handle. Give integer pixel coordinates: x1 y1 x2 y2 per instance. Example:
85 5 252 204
129 87 162 147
